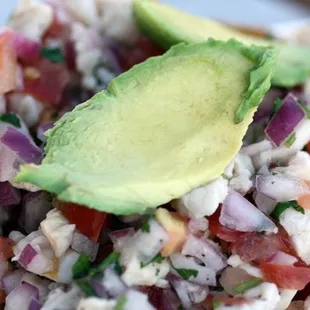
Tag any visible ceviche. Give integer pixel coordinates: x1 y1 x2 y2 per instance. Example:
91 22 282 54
1 0 310 309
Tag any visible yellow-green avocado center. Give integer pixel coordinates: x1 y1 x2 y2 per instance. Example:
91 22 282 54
15 40 275 215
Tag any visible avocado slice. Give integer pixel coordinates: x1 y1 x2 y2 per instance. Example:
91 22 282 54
133 0 310 88
15 40 276 215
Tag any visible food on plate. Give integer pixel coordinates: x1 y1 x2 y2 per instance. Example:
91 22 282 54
0 0 309 309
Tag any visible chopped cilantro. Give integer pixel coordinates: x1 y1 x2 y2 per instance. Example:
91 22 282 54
151 253 165 264
284 133 296 147
177 306 184 310
221 174 229 180
234 278 262 293
75 279 96 296
72 254 91 280
212 299 220 309
172 266 198 280
115 296 127 310
141 221 150 233
94 251 121 275
272 98 283 117
41 47 65 63
271 200 305 221
0 113 21 128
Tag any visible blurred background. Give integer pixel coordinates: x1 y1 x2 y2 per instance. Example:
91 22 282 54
1 0 310 27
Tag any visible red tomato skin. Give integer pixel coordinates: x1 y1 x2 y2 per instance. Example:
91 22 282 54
0 237 14 260
54 200 109 242
261 263 310 290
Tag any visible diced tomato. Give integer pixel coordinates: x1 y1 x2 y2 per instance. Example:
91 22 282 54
306 142 310 154
0 290 6 304
297 195 310 210
54 200 109 241
261 263 310 290
117 37 164 71
139 286 163 309
209 208 245 242
232 230 294 263
0 237 14 260
24 59 69 105
0 32 17 95
43 12 69 40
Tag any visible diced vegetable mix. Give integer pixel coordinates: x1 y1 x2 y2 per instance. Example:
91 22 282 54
0 0 310 310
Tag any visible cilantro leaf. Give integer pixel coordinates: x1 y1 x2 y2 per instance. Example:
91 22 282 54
115 296 127 310
141 253 165 268
75 279 97 296
212 300 220 309
272 98 283 117
234 278 262 293
271 200 305 221
141 221 150 233
72 254 91 280
41 47 65 63
284 133 296 147
172 266 198 280
177 306 184 310
92 251 121 275
0 113 21 128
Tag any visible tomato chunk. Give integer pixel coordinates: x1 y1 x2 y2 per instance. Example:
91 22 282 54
0 32 17 95
261 263 310 290
209 208 245 242
232 231 293 263
24 59 69 105
54 200 109 241
0 237 14 260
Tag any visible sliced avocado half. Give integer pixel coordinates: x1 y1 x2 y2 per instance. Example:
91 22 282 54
133 0 310 88
15 40 276 215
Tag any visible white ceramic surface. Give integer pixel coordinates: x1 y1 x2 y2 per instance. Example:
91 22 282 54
0 0 309 27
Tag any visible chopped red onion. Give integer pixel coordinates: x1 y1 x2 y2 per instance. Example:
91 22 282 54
220 190 277 233
71 231 99 262
188 218 209 234
160 289 181 310
265 93 306 146
170 253 216 286
253 191 277 215
124 290 156 310
101 266 128 297
1 126 42 164
268 251 298 265
0 181 21 205
0 145 19 182
90 278 109 298
109 228 135 251
20 192 53 234
219 267 254 296
19 244 38 268
29 297 41 310
37 123 53 143
13 32 41 64
256 173 309 202
167 274 208 309
8 231 25 243
2 270 24 295
182 234 226 272
6 281 39 310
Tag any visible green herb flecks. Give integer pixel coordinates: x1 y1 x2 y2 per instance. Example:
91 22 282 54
271 98 283 117
212 299 221 309
234 278 262 293
41 47 65 63
72 254 91 280
115 296 127 310
172 266 198 280
75 279 97 296
141 253 165 268
0 113 21 128
93 251 121 275
271 200 305 221
284 133 296 147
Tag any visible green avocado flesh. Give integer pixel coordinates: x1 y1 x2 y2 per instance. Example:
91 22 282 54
133 0 310 88
15 40 275 215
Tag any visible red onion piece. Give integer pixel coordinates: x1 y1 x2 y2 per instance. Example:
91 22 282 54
109 228 135 251
219 267 254 296
265 93 306 146
160 289 181 310
6 281 39 310
170 253 216 286
71 231 99 262
2 270 24 295
0 181 21 205
29 297 41 310
13 32 41 65
182 234 227 272
19 244 38 268
37 123 53 143
20 192 53 234
253 191 277 215
268 251 298 265
188 218 209 234
256 173 309 202
1 126 42 164
101 266 128 298
220 190 277 233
